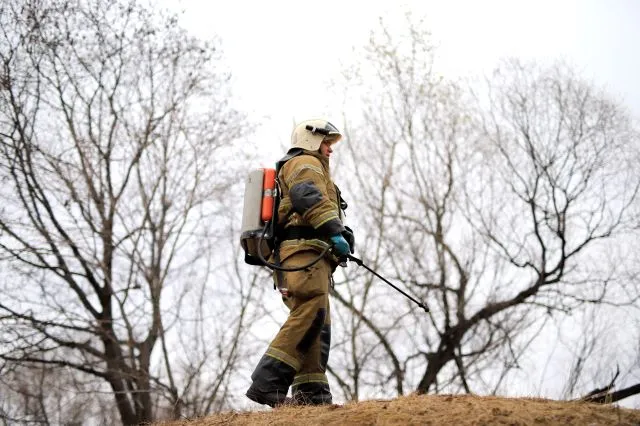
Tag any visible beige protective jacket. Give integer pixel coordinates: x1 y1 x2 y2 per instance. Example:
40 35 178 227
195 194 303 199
275 150 345 264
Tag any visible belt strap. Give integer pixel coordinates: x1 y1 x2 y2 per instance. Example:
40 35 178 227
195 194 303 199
281 226 318 241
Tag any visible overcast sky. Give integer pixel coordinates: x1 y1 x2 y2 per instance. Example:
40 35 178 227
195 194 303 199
161 0 640 165
160 0 640 407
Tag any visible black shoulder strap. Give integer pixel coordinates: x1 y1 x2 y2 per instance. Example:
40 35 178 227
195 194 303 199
272 148 304 288
276 148 304 171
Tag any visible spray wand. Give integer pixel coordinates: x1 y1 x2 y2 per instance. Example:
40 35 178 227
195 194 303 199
344 254 430 313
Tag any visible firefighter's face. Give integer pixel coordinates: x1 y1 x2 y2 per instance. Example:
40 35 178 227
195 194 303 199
319 140 334 158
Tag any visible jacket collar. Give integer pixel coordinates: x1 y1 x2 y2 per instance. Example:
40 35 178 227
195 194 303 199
301 149 330 171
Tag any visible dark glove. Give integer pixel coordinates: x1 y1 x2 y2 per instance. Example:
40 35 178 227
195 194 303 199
330 234 350 257
341 226 355 253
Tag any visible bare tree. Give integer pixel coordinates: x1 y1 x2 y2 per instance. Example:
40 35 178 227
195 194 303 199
0 363 118 425
330 15 640 402
466 58 640 394
0 0 254 424
561 272 640 404
330 14 508 400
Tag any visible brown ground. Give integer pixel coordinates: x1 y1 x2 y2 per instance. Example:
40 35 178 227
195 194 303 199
160 394 640 426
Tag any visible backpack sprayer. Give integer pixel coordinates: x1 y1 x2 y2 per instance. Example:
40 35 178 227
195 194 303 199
240 167 428 312
240 167 330 271
239 167 276 265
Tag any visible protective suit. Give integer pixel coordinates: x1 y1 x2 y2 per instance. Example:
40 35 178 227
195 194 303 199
246 119 353 407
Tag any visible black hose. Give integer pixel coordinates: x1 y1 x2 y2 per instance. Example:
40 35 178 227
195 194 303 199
256 222 331 271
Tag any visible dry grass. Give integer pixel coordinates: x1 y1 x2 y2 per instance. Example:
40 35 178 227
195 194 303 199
158 394 640 426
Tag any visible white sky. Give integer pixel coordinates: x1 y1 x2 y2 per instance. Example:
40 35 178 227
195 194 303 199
160 0 640 406
162 0 640 166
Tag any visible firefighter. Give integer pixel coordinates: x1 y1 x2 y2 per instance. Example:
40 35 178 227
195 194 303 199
246 119 354 407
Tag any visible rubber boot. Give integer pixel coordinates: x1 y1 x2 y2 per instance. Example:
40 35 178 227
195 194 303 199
246 354 297 407
292 381 333 405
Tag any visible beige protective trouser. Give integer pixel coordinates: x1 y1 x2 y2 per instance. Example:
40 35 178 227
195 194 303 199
251 249 332 404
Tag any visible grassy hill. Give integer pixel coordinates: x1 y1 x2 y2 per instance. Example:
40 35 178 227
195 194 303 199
159 394 640 425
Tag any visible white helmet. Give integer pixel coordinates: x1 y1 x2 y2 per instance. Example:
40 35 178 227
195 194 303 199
291 119 342 151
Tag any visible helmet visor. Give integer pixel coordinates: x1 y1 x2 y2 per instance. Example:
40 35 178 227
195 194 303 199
322 121 342 144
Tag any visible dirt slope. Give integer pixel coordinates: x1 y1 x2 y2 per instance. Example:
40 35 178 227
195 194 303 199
160 394 640 426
